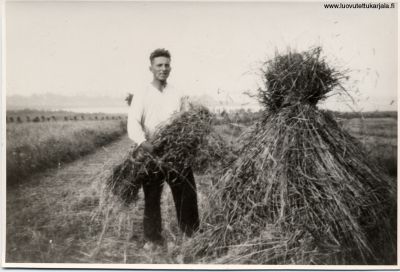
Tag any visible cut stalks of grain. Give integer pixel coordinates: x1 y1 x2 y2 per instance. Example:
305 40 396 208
182 47 396 265
104 104 213 206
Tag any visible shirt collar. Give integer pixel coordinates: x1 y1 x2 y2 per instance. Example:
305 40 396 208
149 82 171 94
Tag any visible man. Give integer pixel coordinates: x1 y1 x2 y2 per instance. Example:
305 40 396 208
127 48 200 247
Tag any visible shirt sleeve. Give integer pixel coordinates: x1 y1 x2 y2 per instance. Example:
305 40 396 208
127 94 147 145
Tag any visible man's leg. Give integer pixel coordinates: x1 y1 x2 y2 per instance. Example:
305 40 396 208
142 171 164 244
167 168 200 237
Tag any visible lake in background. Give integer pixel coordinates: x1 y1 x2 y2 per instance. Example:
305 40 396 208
58 107 128 114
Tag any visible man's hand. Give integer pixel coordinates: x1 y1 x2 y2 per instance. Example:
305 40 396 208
125 93 134 106
140 141 154 154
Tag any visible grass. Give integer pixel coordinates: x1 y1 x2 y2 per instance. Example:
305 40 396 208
6 119 127 186
5 114 397 265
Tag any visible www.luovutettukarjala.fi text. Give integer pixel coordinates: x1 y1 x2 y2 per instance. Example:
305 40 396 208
324 2 395 9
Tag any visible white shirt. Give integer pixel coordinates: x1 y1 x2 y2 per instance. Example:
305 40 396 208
127 82 187 145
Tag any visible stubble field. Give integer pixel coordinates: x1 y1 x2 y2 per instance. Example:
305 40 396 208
5 111 397 264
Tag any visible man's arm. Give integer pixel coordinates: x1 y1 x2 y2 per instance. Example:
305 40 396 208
127 95 147 146
127 95 155 154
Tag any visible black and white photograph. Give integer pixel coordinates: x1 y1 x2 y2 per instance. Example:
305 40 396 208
1 0 398 268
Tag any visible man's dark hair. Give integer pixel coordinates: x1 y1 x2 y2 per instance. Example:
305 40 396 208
150 48 171 63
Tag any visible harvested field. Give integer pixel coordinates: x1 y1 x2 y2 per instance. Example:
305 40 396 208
342 117 397 138
4 116 397 264
5 136 215 263
4 90 397 265
341 117 397 177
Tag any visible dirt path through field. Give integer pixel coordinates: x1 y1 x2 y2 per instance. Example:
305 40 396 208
6 135 192 264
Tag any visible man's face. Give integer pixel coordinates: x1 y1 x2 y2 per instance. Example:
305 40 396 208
150 56 171 82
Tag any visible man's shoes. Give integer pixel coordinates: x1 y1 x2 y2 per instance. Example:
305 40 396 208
143 239 164 251
143 241 156 251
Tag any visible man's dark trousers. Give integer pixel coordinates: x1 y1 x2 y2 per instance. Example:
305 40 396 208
140 163 200 243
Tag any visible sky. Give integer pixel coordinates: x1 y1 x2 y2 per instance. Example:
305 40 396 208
5 1 398 111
